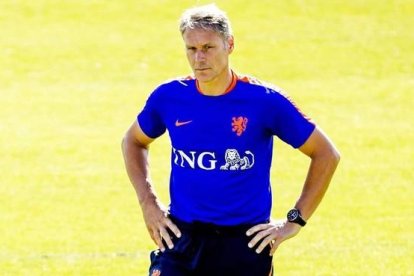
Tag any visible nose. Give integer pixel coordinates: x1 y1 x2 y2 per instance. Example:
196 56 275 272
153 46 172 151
195 50 206 62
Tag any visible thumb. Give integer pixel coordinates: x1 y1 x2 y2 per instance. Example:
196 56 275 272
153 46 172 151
269 238 284 256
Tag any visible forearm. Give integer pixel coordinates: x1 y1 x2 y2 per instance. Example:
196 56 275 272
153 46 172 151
295 145 340 221
121 136 157 206
248 141 339 256
122 128 181 250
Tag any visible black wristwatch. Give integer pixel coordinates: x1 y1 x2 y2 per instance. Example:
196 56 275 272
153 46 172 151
287 208 307 226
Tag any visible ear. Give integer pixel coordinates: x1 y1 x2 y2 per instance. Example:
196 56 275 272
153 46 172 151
227 35 234 53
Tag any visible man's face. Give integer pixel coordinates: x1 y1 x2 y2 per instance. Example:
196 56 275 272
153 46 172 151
182 28 234 84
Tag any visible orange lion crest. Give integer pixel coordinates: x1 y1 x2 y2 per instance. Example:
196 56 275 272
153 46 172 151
231 116 248 136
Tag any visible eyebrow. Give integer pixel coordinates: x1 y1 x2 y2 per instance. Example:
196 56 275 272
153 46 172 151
186 43 213 48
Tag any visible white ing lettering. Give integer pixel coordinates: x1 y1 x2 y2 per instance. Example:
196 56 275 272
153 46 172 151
197 152 217 170
173 149 196 168
173 148 217 170
172 147 254 171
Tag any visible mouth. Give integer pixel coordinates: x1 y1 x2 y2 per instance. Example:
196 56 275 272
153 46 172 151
195 68 210 72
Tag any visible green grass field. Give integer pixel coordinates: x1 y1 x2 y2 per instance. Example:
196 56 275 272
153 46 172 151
1 0 413 275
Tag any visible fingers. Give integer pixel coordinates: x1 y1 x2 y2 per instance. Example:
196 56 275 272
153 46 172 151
159 226 174 250
149 216 182 252
246 223 270 237
247 220 298 256
256 235 275 254
150 227 165 252
269 239 281 256
247 226 272 249
165 218 182 239
141 201 183 251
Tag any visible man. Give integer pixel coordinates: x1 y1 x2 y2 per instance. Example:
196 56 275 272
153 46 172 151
122 4 340 276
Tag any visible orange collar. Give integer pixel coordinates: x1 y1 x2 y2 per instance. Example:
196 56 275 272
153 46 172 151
196 71 237 96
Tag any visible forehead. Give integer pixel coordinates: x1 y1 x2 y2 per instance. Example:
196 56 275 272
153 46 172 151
182 28 224 46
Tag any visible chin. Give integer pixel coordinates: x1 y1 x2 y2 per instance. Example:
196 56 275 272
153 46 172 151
195 72 214 82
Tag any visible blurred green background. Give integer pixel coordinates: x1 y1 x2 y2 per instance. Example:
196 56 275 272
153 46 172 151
1 0 413 275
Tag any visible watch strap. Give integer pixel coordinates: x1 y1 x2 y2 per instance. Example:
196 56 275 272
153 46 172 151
287 208 307 226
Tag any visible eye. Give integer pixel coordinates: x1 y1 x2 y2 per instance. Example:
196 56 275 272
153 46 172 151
202 45 214 52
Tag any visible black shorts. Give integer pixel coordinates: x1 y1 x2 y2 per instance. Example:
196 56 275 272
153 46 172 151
149 216 273 276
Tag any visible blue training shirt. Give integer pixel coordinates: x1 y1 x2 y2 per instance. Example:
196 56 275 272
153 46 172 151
137 73 315 226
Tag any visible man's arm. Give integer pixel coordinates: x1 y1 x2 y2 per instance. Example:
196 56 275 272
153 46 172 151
246 127 340 256
121 121 181 252
295 126 341 220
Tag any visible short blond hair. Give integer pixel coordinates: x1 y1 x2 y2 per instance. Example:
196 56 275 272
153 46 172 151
179 4 233 39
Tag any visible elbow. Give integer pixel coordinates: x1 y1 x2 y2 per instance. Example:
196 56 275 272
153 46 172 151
121 133 130 154
121 131 149 153
314 142 341 168
330 146 341 167
121 135 127 155
335 149 341 163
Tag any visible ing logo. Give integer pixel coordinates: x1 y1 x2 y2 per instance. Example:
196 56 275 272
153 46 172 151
232 116 248 136
172 147 255 170
220 149 254 170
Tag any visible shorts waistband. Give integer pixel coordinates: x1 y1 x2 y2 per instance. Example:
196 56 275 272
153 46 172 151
170 215 259 236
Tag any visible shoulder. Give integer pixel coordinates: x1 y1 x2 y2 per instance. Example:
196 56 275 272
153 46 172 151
156 76 195 91
149 76 196 99
235 73 305 113
236 73 287 98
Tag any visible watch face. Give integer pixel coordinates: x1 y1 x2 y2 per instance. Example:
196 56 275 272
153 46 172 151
287 209 299 221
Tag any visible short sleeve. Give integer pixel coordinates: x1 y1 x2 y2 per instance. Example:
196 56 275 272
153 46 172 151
137 88 166 139
267 92 315 148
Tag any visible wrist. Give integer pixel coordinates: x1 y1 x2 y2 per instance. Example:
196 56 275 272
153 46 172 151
138 192 158 208
286 221 302 231
287 208 307 227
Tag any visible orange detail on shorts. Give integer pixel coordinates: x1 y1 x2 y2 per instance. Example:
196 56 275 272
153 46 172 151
232 116 248 136
151 269 161 276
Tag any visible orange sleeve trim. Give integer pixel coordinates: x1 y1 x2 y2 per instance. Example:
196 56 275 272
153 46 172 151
238 75 251 83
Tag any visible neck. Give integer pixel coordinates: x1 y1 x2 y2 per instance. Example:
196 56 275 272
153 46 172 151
197 68 234 96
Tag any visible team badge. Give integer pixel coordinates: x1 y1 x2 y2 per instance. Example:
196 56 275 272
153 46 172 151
231 116 248 136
